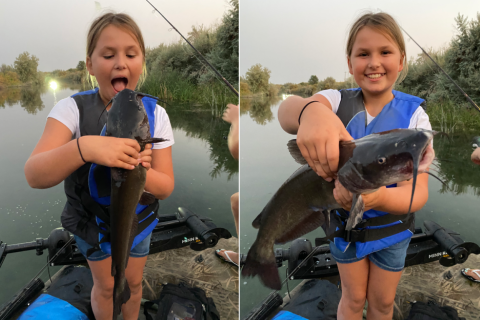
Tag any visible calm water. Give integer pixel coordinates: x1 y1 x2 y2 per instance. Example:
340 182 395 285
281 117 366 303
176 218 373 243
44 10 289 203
239 97 480 317
0 85 238 306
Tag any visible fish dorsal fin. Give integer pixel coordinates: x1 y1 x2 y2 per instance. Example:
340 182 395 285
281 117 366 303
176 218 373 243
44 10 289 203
287 139 308 165
252 211 263 229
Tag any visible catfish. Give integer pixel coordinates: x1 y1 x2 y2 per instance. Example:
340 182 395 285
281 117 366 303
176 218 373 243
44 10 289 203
106 89 166 319
242 128 436 290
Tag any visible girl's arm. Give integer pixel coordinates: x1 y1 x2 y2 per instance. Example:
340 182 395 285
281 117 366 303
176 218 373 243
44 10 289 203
144 147 174 200
25 118 142 189
334 173 429 214
278 95 353 181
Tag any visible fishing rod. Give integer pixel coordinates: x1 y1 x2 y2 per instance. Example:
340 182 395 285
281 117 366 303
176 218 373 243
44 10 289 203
245 245 323 320
400 26 480 113
145 0 239 98
0 236 74 320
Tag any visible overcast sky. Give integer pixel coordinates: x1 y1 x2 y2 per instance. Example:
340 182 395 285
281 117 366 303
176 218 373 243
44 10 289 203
0 0 230 72
240 0 480 84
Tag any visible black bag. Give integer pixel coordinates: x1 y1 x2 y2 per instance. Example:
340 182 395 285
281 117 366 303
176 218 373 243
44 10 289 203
404 300 465 320
143 283 220 320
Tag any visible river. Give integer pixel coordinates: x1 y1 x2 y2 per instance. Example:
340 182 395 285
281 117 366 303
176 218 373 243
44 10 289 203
0 85 238 306
239 96 480 317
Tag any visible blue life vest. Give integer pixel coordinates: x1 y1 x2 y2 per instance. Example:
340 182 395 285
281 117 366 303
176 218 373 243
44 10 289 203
88 95 159 255
333 88 424 258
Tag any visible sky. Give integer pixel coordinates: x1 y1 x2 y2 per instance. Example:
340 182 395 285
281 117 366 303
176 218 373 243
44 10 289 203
240 0 480 84
0 0 231 72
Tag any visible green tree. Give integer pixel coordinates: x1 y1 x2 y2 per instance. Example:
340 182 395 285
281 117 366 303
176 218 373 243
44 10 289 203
308 75 318 85
245 64 271 93
318 76 336 90
76 61 86 71
14 52 39 83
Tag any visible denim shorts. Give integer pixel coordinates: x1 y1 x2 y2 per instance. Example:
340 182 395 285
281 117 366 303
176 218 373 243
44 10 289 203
74 232 152 261
329 237 411 272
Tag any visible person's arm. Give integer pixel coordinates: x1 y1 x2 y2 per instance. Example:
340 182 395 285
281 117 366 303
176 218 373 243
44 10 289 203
222 104 239 160
25 118 142 189
334 173 429 215
277 94 353 181
144 147 174 200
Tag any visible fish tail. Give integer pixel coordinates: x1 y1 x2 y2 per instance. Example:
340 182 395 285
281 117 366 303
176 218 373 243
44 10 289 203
241 241 281 290
112 273 131 319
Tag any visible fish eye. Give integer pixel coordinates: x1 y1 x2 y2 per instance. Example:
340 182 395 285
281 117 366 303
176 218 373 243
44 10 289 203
377 157 386 164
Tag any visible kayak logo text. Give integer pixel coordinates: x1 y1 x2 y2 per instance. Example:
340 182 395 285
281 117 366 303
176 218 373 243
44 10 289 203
182 236 199 244
428 251 448 259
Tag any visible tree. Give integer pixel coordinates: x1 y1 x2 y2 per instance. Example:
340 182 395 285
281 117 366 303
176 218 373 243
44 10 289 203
76 61 86 71
308 75 318 85
245 64 271 93
14 52 39 83
318 76 336 90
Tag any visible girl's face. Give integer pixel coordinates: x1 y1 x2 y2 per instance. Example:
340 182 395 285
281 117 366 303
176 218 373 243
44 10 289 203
86 25 143 106
348 26 404 97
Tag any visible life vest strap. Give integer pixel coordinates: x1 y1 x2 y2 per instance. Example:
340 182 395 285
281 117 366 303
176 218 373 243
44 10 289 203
316 213 414 246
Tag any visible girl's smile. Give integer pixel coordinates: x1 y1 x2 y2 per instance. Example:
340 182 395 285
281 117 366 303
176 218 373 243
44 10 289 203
86 25 143 106
348 26 404 97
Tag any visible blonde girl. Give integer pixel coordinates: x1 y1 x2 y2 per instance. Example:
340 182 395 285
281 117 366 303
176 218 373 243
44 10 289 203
278 12 432 320
24 13 174 320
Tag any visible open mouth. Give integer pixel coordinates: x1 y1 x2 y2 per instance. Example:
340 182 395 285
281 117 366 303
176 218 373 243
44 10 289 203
365 73 386 80
112 77 128 93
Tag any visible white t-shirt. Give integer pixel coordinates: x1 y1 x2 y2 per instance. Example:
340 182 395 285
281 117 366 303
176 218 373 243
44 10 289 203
317 89 432 130
48 96 174 149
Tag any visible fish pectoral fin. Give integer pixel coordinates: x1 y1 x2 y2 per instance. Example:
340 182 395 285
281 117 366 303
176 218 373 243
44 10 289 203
141 137 169 144
139 191 156 205
287 139 309 165
345 194 365 231
274 207 325 244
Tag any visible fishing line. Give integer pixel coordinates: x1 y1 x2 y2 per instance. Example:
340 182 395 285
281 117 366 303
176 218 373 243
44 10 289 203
399 26 480 113
145 0 239 98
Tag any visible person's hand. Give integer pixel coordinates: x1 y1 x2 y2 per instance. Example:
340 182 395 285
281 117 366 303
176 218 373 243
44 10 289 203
472 148 480 165
80 136 141 170
140 144 153 170
297 104 353 181
333 179 353 210
222 104 239 125
333 179 385 211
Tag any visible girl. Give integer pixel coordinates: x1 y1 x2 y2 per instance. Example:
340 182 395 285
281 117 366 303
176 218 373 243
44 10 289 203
24 13 174 320
278 12 431 320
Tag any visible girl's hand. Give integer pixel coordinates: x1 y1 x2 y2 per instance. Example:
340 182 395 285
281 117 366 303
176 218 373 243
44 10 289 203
333 179 385 211
472 148 480 165
140 144 153 170
297 104 353 181
80 136 141 170
222 104 239 125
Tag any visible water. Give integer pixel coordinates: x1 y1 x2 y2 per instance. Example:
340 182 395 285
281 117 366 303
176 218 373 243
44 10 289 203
0 85 238 306
239 97 480 317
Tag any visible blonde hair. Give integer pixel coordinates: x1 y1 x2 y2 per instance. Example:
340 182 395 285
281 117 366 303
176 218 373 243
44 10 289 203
346 12 408 84
85 12 147 89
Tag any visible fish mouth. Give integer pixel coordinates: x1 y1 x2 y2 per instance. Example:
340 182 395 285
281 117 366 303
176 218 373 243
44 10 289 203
112 77 129 93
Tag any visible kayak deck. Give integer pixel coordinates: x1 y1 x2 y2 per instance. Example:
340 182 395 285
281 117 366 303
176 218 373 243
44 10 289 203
140 236 239 319
264 253 480 320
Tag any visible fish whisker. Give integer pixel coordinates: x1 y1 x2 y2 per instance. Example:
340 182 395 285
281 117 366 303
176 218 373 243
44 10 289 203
425 171 450 190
